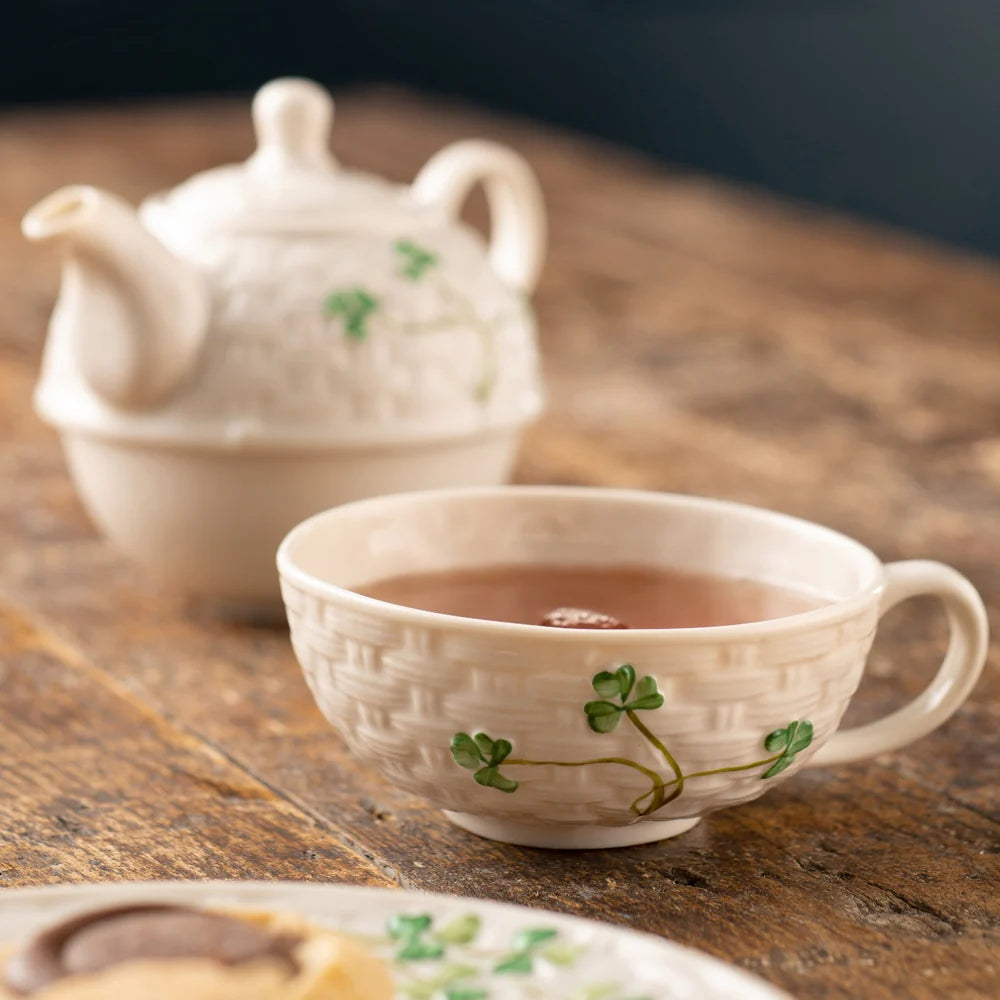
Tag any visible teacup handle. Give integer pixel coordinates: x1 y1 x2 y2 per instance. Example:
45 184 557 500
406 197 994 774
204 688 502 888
411 140 546 294
808 560 988 767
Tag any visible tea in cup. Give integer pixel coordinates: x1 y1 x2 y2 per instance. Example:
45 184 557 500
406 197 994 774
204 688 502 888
278 487 987 849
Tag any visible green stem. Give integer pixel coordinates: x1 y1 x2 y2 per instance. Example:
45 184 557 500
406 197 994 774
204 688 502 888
630 752 785 814
439 280 497 401
506 757 666 816
626 710 685 806
373 285 515 402
684 754 783 780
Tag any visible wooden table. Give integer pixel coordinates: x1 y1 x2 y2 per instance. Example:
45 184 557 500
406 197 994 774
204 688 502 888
0 88 997 1000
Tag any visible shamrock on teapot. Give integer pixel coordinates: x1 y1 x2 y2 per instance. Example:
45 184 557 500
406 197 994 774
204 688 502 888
23 78 546 614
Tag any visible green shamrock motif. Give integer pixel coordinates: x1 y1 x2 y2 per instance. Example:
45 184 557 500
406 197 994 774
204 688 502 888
323 288 378 340
494 928 559 975
449 665 815 819
763 720 814 777
451 732 519 792
396 238 439 280
584 664 664 734
401 963 484 1000
444 988 489 1000
388 914 445 961
436 915 482 945
573 989 654 1000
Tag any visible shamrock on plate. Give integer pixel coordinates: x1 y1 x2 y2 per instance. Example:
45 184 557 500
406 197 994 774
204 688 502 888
494 928 559 974
401 963 484 1000
584 665 664 734
387 914 445 961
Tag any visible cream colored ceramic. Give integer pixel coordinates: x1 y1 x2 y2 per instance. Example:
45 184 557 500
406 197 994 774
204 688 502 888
22 78 545 611
0 881 794 1000
277 487 988 850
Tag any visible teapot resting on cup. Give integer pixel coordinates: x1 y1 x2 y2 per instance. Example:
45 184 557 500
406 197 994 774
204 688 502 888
23 78 546 613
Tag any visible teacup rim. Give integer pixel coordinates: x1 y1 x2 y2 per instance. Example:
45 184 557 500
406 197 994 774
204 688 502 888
276 486 885 643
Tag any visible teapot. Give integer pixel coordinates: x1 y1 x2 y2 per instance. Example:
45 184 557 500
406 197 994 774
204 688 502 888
23 78 546 614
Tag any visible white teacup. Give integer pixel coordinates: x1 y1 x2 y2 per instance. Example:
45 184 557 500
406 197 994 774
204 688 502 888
277 487 988 850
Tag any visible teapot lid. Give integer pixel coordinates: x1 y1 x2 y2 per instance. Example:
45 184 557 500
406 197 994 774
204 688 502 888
142 78 433 240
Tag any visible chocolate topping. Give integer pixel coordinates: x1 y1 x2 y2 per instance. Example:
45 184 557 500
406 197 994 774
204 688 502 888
539 606 628 629
3 904 302 996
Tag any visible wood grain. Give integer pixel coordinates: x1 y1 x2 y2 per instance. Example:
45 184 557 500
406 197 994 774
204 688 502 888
0 87 997 999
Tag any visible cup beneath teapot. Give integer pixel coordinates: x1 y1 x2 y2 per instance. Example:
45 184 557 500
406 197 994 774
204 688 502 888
23 79 546 612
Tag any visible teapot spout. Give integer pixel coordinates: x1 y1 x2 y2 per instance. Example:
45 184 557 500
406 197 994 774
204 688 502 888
23 185 208 409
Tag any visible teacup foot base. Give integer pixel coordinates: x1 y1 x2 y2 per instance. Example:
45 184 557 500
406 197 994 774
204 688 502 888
443 812 700 850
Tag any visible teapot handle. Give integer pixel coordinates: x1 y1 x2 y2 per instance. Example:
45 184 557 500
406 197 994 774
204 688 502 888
411 140 546 294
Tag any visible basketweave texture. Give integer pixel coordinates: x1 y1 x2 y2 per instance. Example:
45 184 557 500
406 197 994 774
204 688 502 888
171 228 539 432
283 578 880 828
41 223 542 448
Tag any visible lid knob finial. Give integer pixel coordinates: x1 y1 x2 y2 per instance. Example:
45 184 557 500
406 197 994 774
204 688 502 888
250 78 335 172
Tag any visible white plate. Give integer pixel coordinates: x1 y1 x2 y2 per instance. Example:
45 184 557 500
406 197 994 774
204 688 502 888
0 881 793 1000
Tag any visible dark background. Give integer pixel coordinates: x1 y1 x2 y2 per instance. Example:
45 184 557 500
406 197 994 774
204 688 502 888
4 0 999 256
